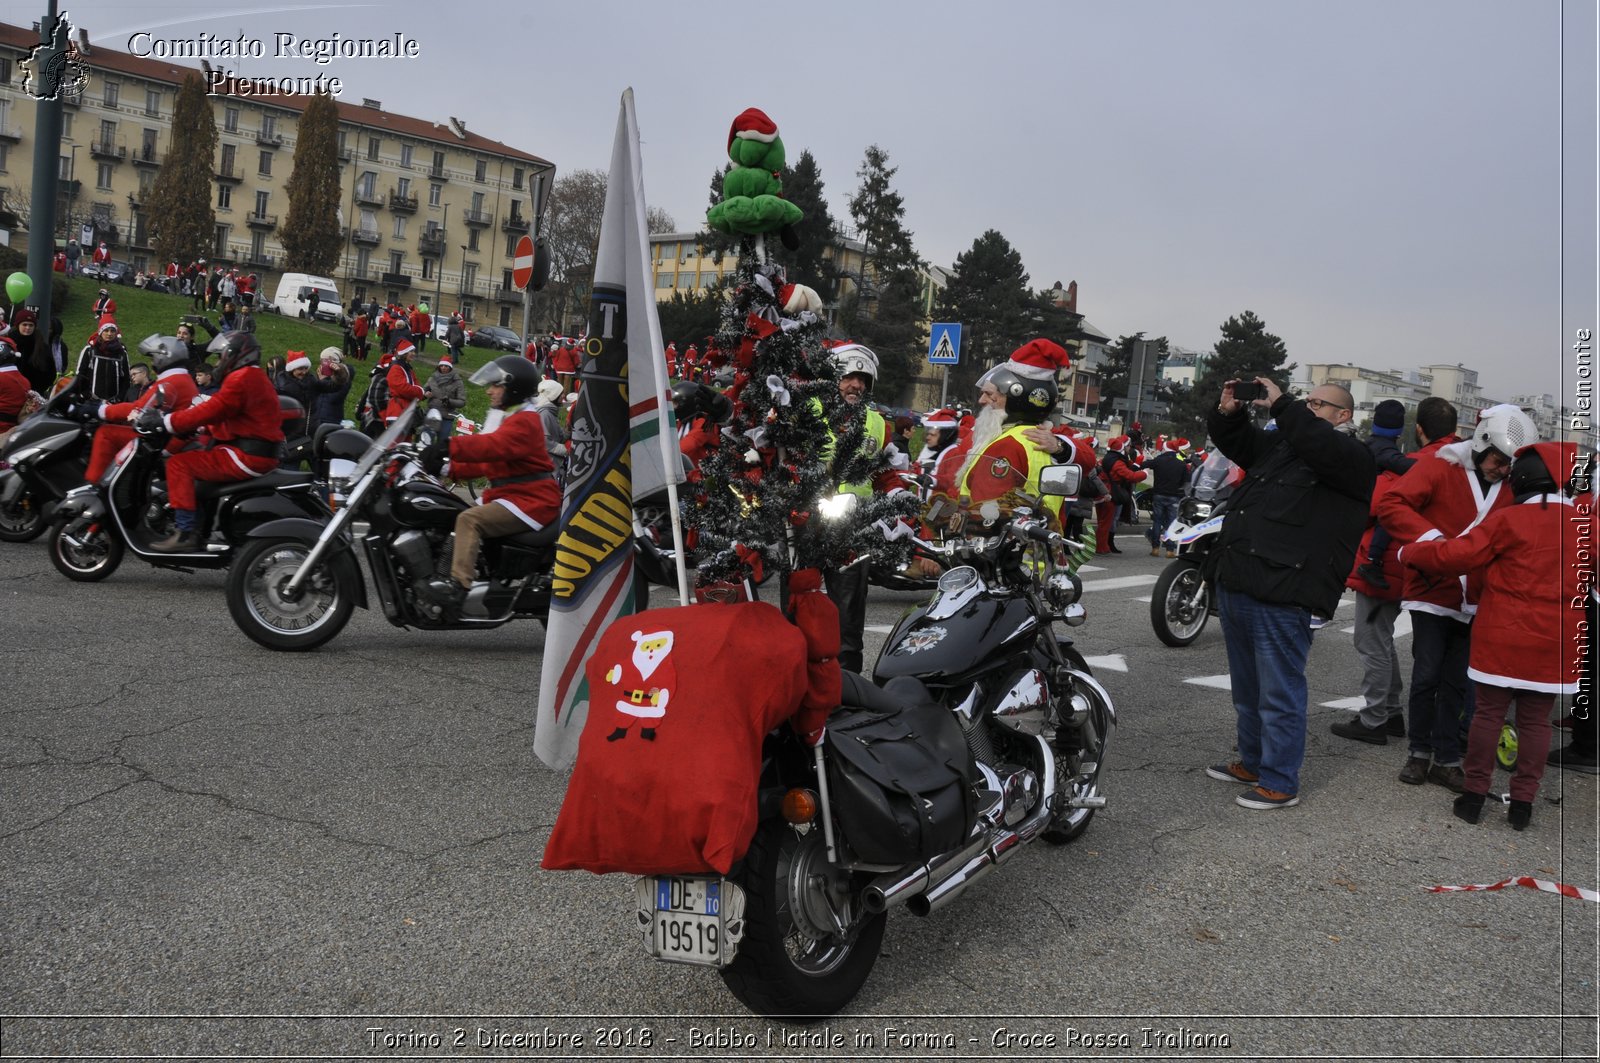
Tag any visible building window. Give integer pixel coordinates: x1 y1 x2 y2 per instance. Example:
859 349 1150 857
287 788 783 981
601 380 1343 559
467 228 481 252
0 58 11 84
218 184 232 209
655 273 672 289
431 149 445 175
396 176 411 198
221 143 236 175
59 155 72 179
428 183 441 207
214 224 229 257
258 150 273 175
102 81 118 108
99 118 116 146
96 162 112 190
61 112 72 139
389 251 404 274
358 171 376 199
224 107 239 133
254 190 269 215
421 259 433 281
139 169 154 194
0 144 9 172
470 191 485 213
400 144 413 168
261 115 277 138
512 167 524 190
356 248 371 276
144 89 161 116
505 232 519 256
474 159 487 182
367 136 380 161
392 217 407 239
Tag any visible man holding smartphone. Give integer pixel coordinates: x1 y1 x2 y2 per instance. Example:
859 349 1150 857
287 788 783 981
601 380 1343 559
1202 377 1375 810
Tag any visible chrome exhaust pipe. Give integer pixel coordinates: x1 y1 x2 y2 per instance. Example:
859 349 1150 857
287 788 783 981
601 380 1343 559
905 737 1058 917
861 830 994 914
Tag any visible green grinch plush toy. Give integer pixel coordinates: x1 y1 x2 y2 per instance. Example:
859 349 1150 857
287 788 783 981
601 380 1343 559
706 107 804 238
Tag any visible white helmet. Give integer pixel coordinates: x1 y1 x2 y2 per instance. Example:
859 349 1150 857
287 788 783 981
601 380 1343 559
829 343 879 388
1471 405 1537 462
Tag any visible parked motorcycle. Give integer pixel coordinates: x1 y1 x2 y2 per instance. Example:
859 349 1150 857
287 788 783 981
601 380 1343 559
224 405 662 651
634 464 1116 1018
47 389 332 581
1149 451 1238 647
0 390 93 542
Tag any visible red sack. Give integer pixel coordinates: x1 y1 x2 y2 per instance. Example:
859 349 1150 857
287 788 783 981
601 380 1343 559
542 602 812 876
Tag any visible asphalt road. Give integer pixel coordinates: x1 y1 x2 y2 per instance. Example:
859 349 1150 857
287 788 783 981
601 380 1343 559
2 527 1595 1062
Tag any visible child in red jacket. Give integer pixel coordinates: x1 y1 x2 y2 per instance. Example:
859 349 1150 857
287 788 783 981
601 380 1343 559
1399 442 1592 830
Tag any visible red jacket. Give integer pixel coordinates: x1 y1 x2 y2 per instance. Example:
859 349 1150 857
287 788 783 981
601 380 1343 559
551 346 579 375
103 367 199 423
448 407 560 527
0 365 29 425
168 365 284 445
92 245 110 265
384 360 425 423
1400 492 1586 693
1376 439 1512 619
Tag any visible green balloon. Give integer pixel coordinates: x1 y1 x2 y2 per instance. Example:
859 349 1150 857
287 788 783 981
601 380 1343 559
5 271 32 304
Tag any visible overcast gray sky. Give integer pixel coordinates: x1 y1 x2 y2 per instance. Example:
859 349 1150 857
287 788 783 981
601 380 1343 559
46 0 1598 404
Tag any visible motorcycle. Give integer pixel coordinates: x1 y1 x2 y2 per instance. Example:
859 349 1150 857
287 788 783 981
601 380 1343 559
47 388 332 581
224 405 663 651
634 464 1117 1018
1149 451 1238 647
0 389 93 542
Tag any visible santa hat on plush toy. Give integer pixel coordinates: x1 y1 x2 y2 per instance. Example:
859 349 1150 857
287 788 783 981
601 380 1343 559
777 282 821 315
999 338 1072 380
727 107 779 150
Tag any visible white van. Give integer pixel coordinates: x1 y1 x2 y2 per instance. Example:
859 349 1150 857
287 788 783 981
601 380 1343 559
272 273 343 323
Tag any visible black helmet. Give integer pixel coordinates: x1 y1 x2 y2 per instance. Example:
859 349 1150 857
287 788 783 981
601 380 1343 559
978 364 1058 424
0 336 19 369
469 355 541 407
1508 446 1558 502
207 331 262 383
671 381 733 424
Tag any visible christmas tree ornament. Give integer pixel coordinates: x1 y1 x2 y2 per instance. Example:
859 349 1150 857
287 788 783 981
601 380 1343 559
706 108 804 239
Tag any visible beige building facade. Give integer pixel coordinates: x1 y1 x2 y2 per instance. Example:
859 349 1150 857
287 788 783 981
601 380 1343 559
0 22 553 327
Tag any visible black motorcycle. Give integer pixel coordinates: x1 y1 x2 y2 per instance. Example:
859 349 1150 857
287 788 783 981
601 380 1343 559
0 390 93 542
47 390 331 581
630 466 1116 1019
1148 451 1238 647
224 405 663 651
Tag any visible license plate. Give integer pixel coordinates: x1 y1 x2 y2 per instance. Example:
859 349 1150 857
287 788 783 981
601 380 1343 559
635 876 745 968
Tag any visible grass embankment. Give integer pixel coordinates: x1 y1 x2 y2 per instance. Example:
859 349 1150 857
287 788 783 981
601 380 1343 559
55 276 502 425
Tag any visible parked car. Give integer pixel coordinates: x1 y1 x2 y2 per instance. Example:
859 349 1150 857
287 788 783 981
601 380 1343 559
81 259 133 284
467 325 522 352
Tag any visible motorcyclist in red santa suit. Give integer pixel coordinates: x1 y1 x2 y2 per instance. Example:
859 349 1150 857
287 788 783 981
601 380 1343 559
142 331 283 552
81 338 199 483
415 356 561 612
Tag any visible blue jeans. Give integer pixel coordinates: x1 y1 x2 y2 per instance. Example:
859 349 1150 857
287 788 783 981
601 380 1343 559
1147 494 1181 549
1217 585 1313 795
1406 610 1473 766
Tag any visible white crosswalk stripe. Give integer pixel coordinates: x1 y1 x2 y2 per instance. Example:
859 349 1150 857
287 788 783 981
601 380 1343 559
1184 674 1234 690
1078 575 1159 592
1081 654 1128 673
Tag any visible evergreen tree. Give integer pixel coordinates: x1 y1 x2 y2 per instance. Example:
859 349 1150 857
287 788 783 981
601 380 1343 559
839 146 926 405
1165 311 1295 434
146 73 217 266
656 285 724 352
279 91 342 275
935 229 1032 396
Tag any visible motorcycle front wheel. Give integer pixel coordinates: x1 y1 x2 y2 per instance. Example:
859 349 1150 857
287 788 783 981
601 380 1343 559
720 820 886 1021
1150 558 1210 647
227 538 357 651
1044 653 1114 844
0 486 46 542
48 516 125 581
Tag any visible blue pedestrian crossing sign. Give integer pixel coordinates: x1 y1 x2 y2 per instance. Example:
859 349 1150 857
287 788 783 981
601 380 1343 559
928 322 962 365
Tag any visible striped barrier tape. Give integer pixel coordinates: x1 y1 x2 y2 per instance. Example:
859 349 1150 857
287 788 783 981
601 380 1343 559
1426 875 1600 903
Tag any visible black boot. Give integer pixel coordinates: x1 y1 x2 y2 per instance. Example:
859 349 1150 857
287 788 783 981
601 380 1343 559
1452 791 1485 824
1507 799 1533 831
417 576 466 609
605 727 627 742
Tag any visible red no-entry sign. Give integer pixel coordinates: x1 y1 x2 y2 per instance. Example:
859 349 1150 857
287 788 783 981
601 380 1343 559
512 234 535 290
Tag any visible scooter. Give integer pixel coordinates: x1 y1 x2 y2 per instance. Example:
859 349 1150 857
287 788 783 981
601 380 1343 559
0 390 93 542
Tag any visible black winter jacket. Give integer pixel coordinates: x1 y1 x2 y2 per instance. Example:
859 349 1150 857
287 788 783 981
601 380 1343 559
1206 396 1376 618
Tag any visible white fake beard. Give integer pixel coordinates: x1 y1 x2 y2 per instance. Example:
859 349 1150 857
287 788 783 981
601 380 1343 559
955 405 1008 488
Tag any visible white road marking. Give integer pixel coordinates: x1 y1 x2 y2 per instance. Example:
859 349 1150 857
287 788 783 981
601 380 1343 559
1337 612 1413 639
865 624 894 634
1081 654 1129 673
1184 674 1234 690
1321 696 1367 710
1079 575 1159 592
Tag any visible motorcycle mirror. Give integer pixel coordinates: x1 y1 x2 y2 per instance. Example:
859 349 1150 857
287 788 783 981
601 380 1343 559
1038 464 1082 497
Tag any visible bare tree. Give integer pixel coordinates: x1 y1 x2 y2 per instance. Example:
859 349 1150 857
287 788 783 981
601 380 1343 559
540 168 674 332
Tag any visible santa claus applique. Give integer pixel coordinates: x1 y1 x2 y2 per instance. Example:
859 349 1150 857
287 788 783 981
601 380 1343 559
602 629 677 742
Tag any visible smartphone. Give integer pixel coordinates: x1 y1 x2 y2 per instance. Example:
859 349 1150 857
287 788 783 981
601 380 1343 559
1232 381 1263 402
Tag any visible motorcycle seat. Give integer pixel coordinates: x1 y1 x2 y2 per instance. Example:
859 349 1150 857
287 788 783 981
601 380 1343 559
501 523 559 549
195 469 314 501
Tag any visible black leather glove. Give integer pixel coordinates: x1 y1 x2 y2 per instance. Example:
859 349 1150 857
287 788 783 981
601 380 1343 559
66 402 99 423
132 407 166 436
419 438 448 476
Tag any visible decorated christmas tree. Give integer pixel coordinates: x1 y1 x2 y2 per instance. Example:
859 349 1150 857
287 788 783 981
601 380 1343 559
684 108 919 588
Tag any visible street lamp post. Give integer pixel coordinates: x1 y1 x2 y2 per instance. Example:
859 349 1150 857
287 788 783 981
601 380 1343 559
433 202 449 320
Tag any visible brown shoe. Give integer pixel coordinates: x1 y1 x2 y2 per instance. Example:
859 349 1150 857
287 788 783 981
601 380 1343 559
1150 546 1160 556
148 530 199 553
1165 550 1178 558
1206 761 1260 784
1427 764 1466 793
1398 756 1430 785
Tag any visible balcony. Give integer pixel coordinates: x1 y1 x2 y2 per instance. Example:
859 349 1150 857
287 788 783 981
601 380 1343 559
461 208 491 228
89 139 126 162
0 126 20 144
61 87 83 107
353 187 384 208
380 271 411 290
255 129 284 147
501 214 530 234
418 232 447 258
351 227 381 247
493 285 522 304
457 279 486 298
131 144 161 167
338 147 355 163
216 164 243 183
245 249 277 269
246 212 278 230
428 164 449 181
387 190 417 214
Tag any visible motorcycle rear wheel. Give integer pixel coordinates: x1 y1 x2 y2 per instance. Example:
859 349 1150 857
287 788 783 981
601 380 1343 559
48 516 125 581
0 487 46 542
1151 558 1210 647
227 538 357 651
720 820 885 1021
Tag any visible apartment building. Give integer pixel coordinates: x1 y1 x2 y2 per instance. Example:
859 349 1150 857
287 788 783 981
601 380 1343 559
0 22 553 327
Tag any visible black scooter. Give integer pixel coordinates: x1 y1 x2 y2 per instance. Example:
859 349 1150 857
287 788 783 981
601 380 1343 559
0 390 93 542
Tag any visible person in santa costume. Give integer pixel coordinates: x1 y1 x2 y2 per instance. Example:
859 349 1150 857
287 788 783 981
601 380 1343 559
144 332 283 552
80 338 199 483
70 319 132 404
92 241 110 267
91 288 117 319
383 339 426 428
1400 442 1591 830
954 338 1075 527
415 356 561 614
0 337 31 444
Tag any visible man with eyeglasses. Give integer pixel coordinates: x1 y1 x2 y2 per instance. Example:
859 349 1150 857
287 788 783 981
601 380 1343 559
1201 377 1375 811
